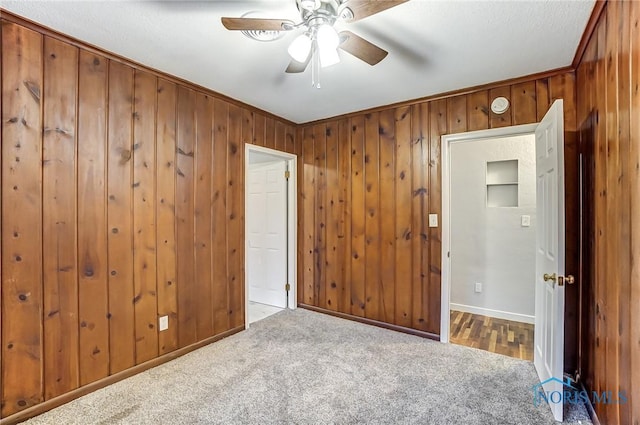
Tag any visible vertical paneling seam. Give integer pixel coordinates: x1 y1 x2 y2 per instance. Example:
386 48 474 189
127 66 135 363
209 98 215 333
377 118 383 317
191 91 198 339
104 59 111 376
104 58 111 373
152 76 159 356
38 29 45 402
0 20 4 413
172 84 179 345
228 103 232 318
73 34 81 389
130 67 137 363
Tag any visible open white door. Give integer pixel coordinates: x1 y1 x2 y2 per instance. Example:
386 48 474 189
534 99 566 422
247 160 287 308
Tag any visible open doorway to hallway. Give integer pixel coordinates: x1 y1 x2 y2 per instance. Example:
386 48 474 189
245 145 297 326
442 125 538 361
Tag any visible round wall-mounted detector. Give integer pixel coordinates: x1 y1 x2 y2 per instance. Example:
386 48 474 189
491 97 510 114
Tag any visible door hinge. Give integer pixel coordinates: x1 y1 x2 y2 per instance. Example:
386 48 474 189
284 170 290 180
285 283 291 292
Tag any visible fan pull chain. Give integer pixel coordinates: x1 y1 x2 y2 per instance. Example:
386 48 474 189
311 41 321 89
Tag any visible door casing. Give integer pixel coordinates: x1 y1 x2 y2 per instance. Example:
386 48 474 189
440 123 539 342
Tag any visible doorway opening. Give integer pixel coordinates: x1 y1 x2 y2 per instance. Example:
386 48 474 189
441 124 538 361
245 145 297 327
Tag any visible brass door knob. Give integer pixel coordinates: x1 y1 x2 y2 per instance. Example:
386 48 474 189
564 275 575 285
543 273 557 283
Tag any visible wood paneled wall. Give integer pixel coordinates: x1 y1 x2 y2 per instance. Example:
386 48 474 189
297 72 578 338
576 1 640 423
4 4 628 423
0 19 295 419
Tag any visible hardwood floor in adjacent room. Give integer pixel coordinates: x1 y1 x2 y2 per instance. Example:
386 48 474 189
449 310 534 361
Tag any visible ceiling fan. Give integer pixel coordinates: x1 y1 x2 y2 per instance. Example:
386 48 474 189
221 0 407 87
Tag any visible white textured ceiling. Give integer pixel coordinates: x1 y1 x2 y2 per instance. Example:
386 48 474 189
1 0 594 124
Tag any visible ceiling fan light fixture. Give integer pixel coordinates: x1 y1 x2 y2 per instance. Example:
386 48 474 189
288 33 312 63
319 47 340 68
317 24 340 50
316 24 340 67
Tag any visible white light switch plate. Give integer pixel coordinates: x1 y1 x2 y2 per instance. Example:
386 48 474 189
159 315 169 331
521 215 531 227
428 214 438 228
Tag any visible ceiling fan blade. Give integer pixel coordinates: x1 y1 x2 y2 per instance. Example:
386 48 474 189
340 1 408 22
338 31 388 65
221 17 294 31
285 55 312 73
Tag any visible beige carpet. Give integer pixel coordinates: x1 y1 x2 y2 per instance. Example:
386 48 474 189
23 309 590 424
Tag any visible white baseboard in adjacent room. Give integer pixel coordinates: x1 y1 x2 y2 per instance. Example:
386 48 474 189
449 303 535 324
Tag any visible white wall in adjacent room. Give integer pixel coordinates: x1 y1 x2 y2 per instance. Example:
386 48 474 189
449 134 536 323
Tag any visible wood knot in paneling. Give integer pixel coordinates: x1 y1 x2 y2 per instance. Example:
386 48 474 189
23 80 41 103
120 149 132 164
176 147 193 157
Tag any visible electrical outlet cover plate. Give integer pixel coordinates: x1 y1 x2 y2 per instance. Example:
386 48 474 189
428 214 438 228
159 315 169 331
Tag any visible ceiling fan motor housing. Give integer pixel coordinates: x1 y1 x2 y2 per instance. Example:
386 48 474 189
297 0 341 22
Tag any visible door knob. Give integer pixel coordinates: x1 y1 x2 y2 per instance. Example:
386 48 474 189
543 273 556 283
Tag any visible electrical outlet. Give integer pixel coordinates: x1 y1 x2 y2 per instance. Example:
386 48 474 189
475 282 482 293
428 214 438 228
159 315 169 331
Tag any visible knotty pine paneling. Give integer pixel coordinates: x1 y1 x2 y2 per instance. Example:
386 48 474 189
156 78 178 355
194 93 214 341
379 108 396 324
42 36 79 400
107 60 136 374
176 86 197 348
298 71 578 338
325 121 339 311
1 22 44 416
77 49 110 387
227 104 245 329
336 119 351 313
212 99 231 335
576 1 640 423
0 19 296 420
132 70 159 364
393 106 412 328
349 116 366 317
410 104 428 331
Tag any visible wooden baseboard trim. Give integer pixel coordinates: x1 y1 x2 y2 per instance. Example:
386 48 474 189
0 326 244 425
299 304 440 341
578 380 601 425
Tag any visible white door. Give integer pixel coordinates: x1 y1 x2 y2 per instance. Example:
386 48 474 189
534 99 565 422
247 160 287 308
